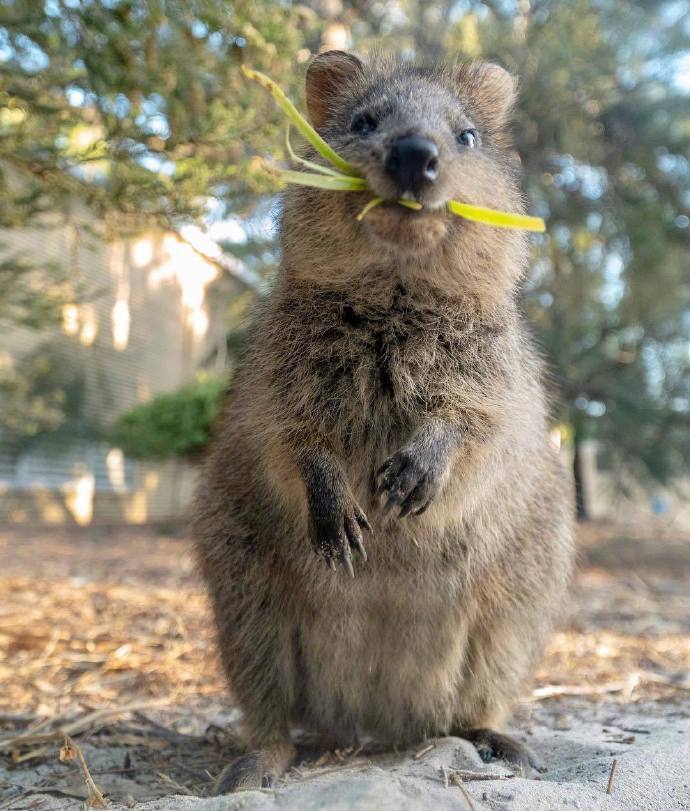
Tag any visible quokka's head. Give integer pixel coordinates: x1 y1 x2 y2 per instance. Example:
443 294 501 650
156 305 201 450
301 50 525 255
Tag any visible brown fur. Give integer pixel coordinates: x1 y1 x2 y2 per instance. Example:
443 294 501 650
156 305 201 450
192 51 574 792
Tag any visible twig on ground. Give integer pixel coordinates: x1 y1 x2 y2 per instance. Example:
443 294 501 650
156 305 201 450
59 735 108 808
447 771 478 811
131 712 205 742
532 673 639 700
414 742 435 759
446 769 515 782
297 762 373 781
0 713 36 724
0 701 167 761
639 671 690 692
606 758 619 795
0 788 86 809
155 772 194 796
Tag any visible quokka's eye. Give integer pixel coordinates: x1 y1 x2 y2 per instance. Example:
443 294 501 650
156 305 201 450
351 113 377 136
456 128 478 148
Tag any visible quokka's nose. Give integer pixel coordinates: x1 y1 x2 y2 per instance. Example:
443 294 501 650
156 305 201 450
385 135 440 192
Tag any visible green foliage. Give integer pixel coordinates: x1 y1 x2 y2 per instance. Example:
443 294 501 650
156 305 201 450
109 373 227 461
0 339 91 439
0 0 315 436
0 0 317 228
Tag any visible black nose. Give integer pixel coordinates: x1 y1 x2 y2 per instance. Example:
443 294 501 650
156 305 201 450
385 135 439 192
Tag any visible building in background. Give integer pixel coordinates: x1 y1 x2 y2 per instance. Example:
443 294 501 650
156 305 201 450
0 206 250 525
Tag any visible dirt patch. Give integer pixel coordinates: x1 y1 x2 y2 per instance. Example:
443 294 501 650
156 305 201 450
1 522 689 808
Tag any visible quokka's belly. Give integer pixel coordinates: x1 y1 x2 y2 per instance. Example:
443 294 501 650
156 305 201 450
293 573 469 744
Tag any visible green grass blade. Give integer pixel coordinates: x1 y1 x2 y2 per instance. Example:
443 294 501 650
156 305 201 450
242 65 359 177
356 197 384 220
284 125 344 177
398 199 423 210
447 200 545 232
274 167 368 191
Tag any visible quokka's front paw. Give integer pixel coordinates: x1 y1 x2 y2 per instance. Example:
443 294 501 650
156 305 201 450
375 446 448 518
309 492 372 577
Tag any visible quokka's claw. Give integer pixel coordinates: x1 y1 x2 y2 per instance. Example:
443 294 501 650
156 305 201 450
398 501 415 519
350 534 367 562
356 508 372 533
342 547 355 578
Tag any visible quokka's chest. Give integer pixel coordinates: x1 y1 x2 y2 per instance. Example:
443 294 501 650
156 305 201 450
276 292 503 439
299 304 440 406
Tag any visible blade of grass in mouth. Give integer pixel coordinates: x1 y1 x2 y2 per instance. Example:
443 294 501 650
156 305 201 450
242 66 358 177
447 200 546 232
284 125 344 178
269 166 368 191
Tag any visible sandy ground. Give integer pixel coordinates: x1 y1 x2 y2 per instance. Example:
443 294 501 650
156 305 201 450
1 522 689 810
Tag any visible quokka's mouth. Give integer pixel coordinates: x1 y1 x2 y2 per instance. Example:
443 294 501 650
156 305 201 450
376 198 448 216
397 192 450 212
354 192 449 222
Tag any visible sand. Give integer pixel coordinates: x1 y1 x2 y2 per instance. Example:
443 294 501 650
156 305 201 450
2 698 689 810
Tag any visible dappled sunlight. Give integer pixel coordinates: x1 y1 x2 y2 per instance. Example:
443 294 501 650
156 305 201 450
61 303 99 346
61 303 79 337
105 448 127 494
124 471 160 524
32 491 68 525
62 466 95 527
125 489 148 524
110 241 131 352
79 303 98 347
111 298 130 351
146 233 219 341
131 236 154 269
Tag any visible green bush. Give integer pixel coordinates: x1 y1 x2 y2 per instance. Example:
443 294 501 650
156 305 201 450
110 373 227 461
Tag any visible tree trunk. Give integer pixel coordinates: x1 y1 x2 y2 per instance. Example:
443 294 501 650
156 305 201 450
572 439 589 522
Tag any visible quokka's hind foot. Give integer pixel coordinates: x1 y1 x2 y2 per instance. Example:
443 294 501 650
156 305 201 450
457 728 546 776
212 741 296 794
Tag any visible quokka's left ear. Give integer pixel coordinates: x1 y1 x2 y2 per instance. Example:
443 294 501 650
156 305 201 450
306 50 365 129
456 61 518 133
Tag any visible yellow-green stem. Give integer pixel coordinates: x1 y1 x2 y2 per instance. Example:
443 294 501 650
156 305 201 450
356 197 384 221
242 65 358 176
447 200 545 232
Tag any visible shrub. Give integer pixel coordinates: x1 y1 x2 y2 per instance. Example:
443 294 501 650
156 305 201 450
110 373 227 461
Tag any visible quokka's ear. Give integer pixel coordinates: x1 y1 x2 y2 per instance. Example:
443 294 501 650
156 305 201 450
456 62 518 133
306 50 364 129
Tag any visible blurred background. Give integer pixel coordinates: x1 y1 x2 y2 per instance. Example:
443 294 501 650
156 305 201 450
0 0 689 529
1 4 690 807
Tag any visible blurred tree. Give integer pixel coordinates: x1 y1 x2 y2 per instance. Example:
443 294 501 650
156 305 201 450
0 0 316 231
0 0 317 435
0 338 91 439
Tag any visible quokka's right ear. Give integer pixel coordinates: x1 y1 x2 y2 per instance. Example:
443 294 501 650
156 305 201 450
306 50 364 129
456 61 518 135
